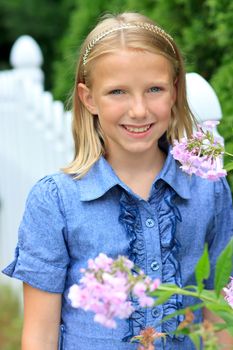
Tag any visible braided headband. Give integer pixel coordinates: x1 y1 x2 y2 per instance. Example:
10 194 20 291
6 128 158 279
83 22 175 65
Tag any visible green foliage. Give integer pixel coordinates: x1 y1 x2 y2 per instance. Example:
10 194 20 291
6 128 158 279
211 62 233 118
0 0 75 89
151 238 233 347
219 111 233 192
188 333 201 350
152 289 178 306
225 162 233 172
0 285 22 350
195 245 210 294
207 0 233 192
214 238 233 297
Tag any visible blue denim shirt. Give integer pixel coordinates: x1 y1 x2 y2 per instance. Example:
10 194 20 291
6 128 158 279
3 150 233 350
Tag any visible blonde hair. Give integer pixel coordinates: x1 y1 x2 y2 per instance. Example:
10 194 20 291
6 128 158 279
63 12 196 178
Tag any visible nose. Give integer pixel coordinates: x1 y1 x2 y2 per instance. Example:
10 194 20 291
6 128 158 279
128 95 147 119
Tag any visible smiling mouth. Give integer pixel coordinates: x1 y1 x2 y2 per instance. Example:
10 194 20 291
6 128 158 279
122 124 152 133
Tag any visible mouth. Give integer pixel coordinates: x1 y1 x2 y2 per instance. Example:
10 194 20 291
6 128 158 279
122 124 152 134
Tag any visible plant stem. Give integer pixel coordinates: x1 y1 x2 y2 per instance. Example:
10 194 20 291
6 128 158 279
224 151 233 157
156 286 219 304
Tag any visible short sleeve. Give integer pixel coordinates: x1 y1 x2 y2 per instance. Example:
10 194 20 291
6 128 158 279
2 176 70 293
205 177 233 289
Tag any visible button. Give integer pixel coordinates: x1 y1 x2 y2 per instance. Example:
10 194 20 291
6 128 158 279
151 308 160 318
145 218 155 228
150 260 160 271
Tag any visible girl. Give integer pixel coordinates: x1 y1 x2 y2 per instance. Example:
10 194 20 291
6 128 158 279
2 12 233 350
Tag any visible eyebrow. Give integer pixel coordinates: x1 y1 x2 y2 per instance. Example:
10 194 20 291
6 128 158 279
102 81 172 91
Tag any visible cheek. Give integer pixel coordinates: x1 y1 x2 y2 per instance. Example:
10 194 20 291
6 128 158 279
150 99 173 117
99 101 127 118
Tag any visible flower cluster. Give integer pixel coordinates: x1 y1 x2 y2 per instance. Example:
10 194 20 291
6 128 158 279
171 121 227 180
224 277 233 308
68 253 160 328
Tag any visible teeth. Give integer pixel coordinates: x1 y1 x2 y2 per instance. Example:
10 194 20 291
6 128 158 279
124 125 151 133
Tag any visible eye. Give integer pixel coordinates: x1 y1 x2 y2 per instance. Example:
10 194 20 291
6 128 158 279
148 86 161 93
109 89 125 95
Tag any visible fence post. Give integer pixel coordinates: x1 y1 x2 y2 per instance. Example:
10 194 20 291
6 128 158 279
10 35 44 87
186 72 223 143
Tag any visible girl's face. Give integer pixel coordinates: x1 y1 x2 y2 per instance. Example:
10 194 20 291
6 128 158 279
78 49 176 162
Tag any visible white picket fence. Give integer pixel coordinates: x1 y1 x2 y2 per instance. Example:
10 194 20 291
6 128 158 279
0 36 73 291
0 36 224 293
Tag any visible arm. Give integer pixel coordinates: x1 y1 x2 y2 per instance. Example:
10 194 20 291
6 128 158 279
203 307 233 349
22 283 62 350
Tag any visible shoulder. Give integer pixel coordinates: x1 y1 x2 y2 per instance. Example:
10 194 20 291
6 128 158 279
31 172 79 193
213 177 233 214
26 172 81 212
189 175 232 214
191 174 232 197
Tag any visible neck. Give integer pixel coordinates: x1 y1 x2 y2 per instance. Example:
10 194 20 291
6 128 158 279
107 147 166 175
106 147 166 200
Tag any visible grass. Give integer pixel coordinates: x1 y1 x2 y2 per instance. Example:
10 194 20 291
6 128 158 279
0 285 22 350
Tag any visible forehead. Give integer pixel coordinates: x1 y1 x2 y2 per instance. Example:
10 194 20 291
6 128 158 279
89 49 174 85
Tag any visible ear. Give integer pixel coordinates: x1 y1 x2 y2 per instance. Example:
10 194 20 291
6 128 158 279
77 83 98 115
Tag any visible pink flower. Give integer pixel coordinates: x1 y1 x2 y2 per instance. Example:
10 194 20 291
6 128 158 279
94 314 117 328
133 281 147 297
202 120 219 129
68 284 83 308
223 277 233 308
68 254 160 328
204 169 227 181
87 253 113 271
138 295 154 307
149 279 161 292
171 123 226 181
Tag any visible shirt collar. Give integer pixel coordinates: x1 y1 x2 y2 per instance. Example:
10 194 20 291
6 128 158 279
79 157 122 201
79 148 191 201
156 147 191 199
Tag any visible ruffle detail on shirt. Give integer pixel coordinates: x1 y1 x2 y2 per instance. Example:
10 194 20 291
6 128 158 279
154 185 184 340
119 192 145 266
119 191 146 342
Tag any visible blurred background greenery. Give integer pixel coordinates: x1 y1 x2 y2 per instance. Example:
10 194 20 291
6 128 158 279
0 0 232 347
0 285 22 349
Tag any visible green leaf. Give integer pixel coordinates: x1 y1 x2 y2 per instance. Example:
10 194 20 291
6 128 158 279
189 333 201 350
161 303 204 322
204 300 233 326
195 245 210 294
198 288 219 301
152 291 176 306
150 283 182 297
224 161 233 172
213 322 233 337
175 327 190 336
214 322 229 332
214 238 233 297
212 309 233 325
226 327 233 337
183 285 198 291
